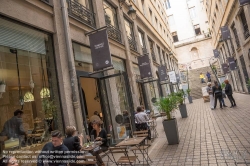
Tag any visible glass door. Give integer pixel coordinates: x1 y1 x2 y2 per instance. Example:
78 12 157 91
98 72 135 144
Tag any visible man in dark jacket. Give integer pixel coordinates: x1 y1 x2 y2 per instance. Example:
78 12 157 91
0 109 26 139
224 80 236 108
37 130 69 166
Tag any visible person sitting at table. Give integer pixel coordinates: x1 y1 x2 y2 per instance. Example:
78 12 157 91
88 120 108 166
0 156 19 166
63 126 84 166
135 106 151 140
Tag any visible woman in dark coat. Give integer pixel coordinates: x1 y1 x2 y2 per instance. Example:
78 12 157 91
212 81 223 109
224 80 236 108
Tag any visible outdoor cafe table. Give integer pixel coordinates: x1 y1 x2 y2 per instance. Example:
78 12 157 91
115 137 150 165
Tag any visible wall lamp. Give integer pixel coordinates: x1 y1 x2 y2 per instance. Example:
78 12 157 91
127 5 137 20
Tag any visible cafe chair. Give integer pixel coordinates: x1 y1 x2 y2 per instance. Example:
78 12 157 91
109 147 137 166
76 155 97 165
130 145 152 163
100 134 114 165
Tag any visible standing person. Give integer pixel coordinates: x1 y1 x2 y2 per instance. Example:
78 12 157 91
206 71 211 82
200 73 205 83
224 80 237 108
212 81 223 109
135 106 151 140
37 130 69 166
0 109 27 146
89 120 108 166
0 156 19 166
206 82 214 110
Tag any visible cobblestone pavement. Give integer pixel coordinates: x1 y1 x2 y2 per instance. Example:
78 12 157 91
148 93 250 166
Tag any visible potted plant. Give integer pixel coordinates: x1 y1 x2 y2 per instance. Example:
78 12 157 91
154 94 180 145
175 90 188 118
186 89 193 104
42 98 57 133
246 79 250 87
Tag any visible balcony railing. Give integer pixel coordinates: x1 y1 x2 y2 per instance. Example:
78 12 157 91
107 24 122 43
244 29 250 40
67 0 95 28
142 47 147 54
128 36 137 51
151 52 157 62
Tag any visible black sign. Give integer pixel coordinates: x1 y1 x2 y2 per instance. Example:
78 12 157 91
239 0 250 6
221 63 230 74
138 55 152 79
228 57 237 70
220 26 231 41
213 49 220 58
158 65 168 81
89 29 112 71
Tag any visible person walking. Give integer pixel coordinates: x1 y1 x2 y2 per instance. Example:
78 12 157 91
206 82 214 110
200 73 205 83
224 80 236 108
206 71 211 82
212 81 223 109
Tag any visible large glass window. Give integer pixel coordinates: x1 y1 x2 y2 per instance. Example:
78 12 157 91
0 19 61 154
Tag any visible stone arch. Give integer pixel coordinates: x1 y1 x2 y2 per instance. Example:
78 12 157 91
190 47 199 60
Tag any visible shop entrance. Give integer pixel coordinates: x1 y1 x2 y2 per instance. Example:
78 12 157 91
77 70 135 144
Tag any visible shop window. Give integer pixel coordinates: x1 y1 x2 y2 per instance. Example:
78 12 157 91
172 32 179 42
0 18 61 154
194 24 201 35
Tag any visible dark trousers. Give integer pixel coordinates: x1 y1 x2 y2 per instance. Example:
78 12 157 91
227 95 236 106
214 94 223 108
91 146 108 166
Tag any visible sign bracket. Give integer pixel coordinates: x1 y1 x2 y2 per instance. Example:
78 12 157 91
85 26 107 36
88 66 114 76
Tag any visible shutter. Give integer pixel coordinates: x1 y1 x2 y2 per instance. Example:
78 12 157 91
0 18 46 55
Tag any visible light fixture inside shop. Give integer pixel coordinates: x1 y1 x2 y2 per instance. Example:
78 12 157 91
24 91 34 102
127 5 137 20
40 88 50 98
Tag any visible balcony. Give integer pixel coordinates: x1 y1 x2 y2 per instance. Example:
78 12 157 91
128 36 137 51
151 52 157 62
107 24 122 43
67 0 95 28
244 30 250 40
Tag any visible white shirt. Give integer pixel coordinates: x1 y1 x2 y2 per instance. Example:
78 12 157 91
135 112 149 124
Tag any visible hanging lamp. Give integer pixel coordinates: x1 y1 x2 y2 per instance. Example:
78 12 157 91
24 91 34 102
40 55 50 98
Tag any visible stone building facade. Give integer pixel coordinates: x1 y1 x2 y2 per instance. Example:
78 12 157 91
165 0 213 70
0 0 178 151
205 0 250 93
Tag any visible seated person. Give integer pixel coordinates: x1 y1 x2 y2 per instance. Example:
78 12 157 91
89 120 108 166
0 156 19 166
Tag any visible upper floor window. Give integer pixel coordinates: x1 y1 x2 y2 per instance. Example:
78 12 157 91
124 18 134 38
168 15 175 26
194 24 201 35
138 30 146 48
149 8 153 23
172 32 179 42
166 0 171 9
231 23 240 48
239 9 250 39
189 7 196 20
103 1 118 28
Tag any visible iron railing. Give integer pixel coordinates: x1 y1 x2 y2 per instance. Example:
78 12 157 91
128 36 137 51
151 52 157 62
107 24 122 43
244 30 250 40
142 47 147 54
40 0 50 4
67 0 95 28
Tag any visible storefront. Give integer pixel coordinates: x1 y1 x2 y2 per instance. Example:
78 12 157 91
0 17 62 154
73 42 135 144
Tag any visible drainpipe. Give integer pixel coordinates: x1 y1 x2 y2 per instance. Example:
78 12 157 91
60 0 84 134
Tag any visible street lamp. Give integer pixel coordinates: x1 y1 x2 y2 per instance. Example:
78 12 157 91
127 5 137 20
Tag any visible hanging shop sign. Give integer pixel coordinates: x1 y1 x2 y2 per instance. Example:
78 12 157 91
228 57 237 70
176 74 180 83
138 54 152 79
158 65 168 81
89 29 113 71
168 71 177 83
220 26 231 41
239 0 250 6
213 49 220 58
221 63 230 74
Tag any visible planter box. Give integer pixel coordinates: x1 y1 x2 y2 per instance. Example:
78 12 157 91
188 95 193 103
0 84 6 93
179 104 188 118
162 118 179 145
